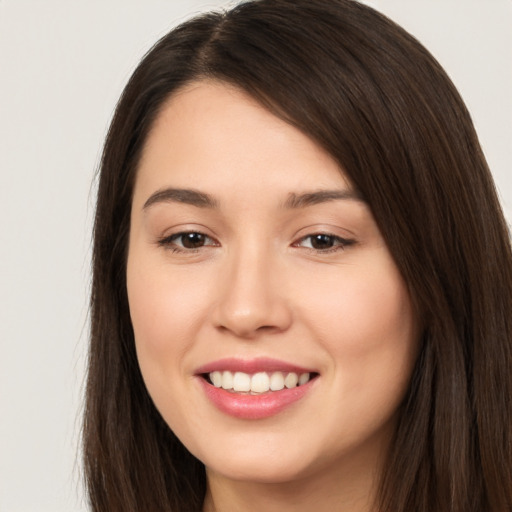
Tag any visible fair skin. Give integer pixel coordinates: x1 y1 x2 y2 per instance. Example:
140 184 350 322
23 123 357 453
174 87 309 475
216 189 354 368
126 81 419 512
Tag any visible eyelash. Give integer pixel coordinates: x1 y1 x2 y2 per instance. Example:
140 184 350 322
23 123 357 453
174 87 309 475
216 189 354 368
157 232 218 253
157 231 356 254
293 233 356 253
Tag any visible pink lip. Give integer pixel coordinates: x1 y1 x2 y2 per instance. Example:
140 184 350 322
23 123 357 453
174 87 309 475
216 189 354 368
195 357 314 375
195 357 318 420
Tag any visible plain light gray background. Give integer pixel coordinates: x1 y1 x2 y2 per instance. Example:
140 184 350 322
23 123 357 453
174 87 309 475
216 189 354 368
1 1 510 511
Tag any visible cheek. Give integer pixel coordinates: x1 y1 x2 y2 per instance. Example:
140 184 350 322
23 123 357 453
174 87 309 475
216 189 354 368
295 255 418 407
305 257 415 351
126 254 207 422
127 256 210 361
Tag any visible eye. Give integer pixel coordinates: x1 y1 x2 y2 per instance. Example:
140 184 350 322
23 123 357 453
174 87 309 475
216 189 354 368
158 231 218 251
295 233 355 252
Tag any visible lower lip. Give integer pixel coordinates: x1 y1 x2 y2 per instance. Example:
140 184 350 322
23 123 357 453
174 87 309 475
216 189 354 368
197 377 316 420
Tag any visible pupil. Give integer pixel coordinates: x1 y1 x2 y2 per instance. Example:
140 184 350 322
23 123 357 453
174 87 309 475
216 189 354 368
182 233 205 249
311 234 334 249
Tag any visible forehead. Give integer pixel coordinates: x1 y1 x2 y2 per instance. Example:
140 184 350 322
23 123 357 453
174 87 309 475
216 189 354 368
133 80 353 208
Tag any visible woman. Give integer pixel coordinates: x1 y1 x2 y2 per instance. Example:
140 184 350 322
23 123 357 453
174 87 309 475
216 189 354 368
83 0 512 511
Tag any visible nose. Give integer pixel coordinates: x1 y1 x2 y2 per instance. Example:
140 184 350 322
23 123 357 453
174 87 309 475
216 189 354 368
212 245 293 339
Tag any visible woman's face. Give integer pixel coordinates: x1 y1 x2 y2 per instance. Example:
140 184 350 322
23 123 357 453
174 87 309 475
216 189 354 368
127 81 419 485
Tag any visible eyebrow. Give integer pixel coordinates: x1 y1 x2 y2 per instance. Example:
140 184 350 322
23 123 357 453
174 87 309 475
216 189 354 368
283 189 364 208
142 187 364 211
143 188 219 210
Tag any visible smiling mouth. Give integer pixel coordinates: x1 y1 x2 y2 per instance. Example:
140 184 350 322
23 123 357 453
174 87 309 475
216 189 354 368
203 371 319 395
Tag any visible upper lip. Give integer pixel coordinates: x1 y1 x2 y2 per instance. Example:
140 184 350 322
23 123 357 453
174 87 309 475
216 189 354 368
195 357 317 375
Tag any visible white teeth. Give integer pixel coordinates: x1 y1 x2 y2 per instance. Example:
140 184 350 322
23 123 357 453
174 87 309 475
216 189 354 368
210 371 222 388
298 372 310 386
208 370 313 393
284 372 298 388
221 371 234 390
269 372 285 391
251 372 270 393
233 372 251 392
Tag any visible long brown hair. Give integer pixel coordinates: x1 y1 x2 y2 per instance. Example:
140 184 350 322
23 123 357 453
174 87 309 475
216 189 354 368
84 1 512 510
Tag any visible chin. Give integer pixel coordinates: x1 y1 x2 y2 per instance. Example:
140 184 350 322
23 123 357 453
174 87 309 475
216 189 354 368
205 454 311 484
195 432 323 484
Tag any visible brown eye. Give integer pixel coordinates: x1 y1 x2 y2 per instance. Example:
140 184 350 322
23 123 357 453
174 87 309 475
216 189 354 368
179 232 207 249
160 231 217 251
309 234 336 250
295 233 355 253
